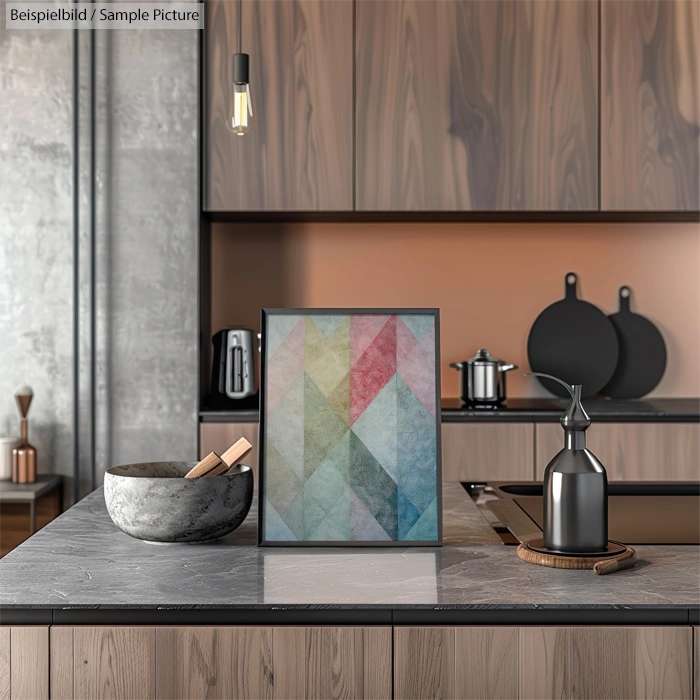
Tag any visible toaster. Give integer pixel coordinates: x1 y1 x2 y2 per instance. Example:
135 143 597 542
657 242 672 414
210 329 256 405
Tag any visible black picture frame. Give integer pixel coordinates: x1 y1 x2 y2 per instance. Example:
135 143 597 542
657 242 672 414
258 308 442 547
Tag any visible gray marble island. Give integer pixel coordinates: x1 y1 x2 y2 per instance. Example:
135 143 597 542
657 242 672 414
2 482 698 700
1 482 697 626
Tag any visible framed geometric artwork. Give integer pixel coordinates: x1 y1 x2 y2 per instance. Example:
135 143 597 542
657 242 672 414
259 309 442 546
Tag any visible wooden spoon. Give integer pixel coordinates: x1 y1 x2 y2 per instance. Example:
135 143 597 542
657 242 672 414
184 437 253 478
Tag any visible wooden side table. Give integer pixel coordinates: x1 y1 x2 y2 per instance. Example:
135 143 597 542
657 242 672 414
0 475 63 554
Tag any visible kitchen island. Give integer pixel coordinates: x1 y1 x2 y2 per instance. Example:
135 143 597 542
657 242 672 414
1 483 698 699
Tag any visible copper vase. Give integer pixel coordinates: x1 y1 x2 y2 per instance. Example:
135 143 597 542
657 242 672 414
12 394 36 483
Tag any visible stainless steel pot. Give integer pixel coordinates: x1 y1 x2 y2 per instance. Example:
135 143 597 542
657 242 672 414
450 349 518 405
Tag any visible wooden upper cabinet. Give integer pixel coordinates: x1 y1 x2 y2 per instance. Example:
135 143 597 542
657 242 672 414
205 0 353 211
601 0 700 211
355 0 599 211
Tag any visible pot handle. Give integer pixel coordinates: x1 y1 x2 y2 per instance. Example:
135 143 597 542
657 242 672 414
449 362 464 370
499 363 518 372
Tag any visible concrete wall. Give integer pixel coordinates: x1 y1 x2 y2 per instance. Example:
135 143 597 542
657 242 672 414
0 3 199 501
0 1 75 490
93 25 199 488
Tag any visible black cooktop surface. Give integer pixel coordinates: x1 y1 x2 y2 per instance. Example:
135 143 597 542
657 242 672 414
482 482 700 545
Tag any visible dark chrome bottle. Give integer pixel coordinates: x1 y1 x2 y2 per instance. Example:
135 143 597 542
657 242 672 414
526 373 608 552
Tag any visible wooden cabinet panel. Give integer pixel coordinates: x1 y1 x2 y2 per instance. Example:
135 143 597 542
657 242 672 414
154 626 390 700
455 627 519 700
442 423 534 482
519 627 569 700
694 627 699 700
205 0 353 211
156 627 272 700
395 627 455 700
50 627 74 700
535 423 700 480
271 627 305 700
356 0 598 211
395 626 693 700
305 627 391 700
73 627 155 700
571 626 692 700
4 627 49 700
0 628 50 700
601 0 700 210
394 627 524 700
200 422 259 479
0 628 8 700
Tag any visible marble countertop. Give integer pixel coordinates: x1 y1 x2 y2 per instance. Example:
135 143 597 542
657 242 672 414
1 483 698 624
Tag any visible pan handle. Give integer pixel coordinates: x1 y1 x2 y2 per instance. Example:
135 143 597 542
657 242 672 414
618 285 631 313
565 272 578 300
524 372 575 398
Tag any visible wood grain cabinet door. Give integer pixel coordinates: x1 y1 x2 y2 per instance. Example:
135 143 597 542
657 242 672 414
394 626 692 700
0 627 49 700
154 626 391 700
49 626 389 700
441 423 534 482
356 0 598 211
570 627 692 700
394 627 520 700
601 0 700 210
50 627 156 700
205 0 353 211
535 422 700 481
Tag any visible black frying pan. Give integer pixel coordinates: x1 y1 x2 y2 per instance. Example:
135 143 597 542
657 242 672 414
527 273 619 398
602 286 667 399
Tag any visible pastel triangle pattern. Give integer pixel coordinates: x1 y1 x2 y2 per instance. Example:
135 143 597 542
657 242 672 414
263 313 439 543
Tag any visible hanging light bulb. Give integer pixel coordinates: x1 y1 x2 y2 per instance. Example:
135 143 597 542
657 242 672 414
227 0 253 136
228 53 253 135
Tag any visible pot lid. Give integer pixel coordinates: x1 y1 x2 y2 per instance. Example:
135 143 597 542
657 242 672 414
467 348 502 365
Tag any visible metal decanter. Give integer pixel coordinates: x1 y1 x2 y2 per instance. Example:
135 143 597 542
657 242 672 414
526 372 608 552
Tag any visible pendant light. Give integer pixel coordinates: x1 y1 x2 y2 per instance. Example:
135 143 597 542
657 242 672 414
227 0 253 135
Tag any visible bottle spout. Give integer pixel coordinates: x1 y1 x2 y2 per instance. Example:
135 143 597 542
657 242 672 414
524 372 590 431
561 383 590 432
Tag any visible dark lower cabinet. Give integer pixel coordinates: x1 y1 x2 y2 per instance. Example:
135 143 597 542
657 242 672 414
355 0 599 211
601 0 700 211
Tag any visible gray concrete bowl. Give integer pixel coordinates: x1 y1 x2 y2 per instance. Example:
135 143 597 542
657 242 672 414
104 461 254 543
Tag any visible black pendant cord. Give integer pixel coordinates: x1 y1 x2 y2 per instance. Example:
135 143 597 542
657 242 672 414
72 1 80 506
237 0 242 54
89 0 97 492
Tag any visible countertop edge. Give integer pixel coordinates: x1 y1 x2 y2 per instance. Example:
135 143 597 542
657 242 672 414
1 605 697 627
200 399 700 424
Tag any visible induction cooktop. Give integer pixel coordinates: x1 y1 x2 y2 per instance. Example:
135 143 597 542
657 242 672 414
471 482 700 545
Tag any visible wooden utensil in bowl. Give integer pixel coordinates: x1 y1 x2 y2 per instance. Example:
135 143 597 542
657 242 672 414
184 437 253 478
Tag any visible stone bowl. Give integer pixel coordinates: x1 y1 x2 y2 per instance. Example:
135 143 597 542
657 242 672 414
104 461 254 543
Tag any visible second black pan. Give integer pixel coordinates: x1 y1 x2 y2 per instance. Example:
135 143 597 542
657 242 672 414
602 286 667 399
527 273 619 398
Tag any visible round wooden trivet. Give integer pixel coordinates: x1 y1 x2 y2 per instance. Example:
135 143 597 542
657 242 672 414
517 540 637 575
525 538 626 558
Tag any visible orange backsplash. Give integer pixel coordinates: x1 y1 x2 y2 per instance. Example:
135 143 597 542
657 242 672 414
211 222 700 398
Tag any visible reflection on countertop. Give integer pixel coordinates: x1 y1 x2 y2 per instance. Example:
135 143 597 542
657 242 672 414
263 553 439 605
